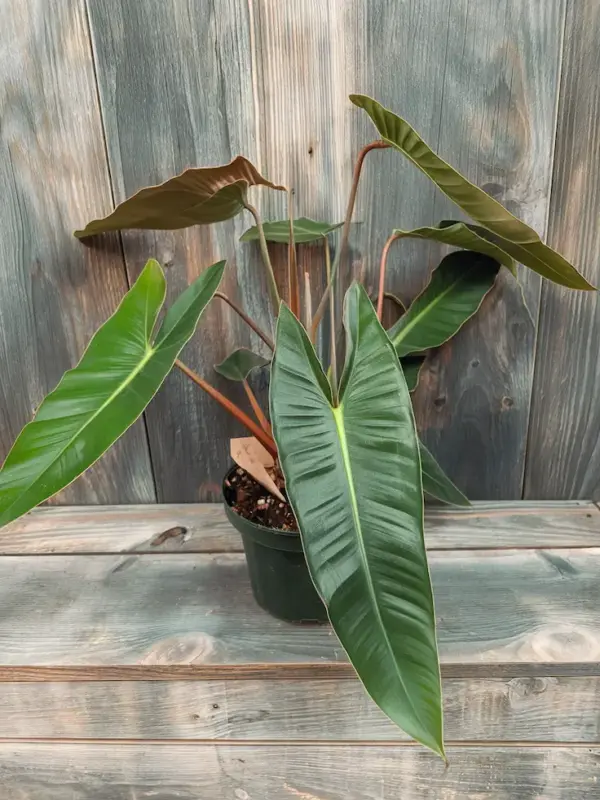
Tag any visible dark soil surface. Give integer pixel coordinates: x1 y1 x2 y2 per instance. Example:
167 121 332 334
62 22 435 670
224 466 298 531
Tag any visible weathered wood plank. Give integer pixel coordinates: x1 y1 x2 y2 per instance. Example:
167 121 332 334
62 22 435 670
0 677 597 742
0 743 597 799
85 0 274 502
1 502 597 554
0 549 597 672
0 0 155 503
525 1 600 501
410 0 567 500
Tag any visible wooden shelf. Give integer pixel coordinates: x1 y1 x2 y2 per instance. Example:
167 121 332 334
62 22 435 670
0 502 598 798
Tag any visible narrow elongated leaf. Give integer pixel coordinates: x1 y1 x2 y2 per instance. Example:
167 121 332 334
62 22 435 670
270 286 444 757
419 442 470 506
0 259 225 528
394 221 516 274
214 348 270 381
389 251 501 357
240 217 343 244
74 157 284 238
351 94 594 291
401 356 425 392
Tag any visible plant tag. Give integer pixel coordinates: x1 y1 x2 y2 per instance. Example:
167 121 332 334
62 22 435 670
230 437 286 502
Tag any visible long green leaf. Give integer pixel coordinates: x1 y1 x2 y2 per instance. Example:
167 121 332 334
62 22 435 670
0 259 225 528
394 221 517 275
214 348 270 381
351 94 594 291
419 442 470 506
389 251 501 357
240 217 343 244
270 286 444 757
74 157 284 237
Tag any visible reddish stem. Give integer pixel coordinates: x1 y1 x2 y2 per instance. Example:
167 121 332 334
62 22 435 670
311 140 390 341
376 233 400 321
242 379 272 437
214 292 274 350
175 360 277 457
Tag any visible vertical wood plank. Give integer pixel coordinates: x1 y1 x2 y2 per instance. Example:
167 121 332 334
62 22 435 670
86 0 275 501
410 0 567 499
85 0 572 501
0 0 155 503
525 0 600 501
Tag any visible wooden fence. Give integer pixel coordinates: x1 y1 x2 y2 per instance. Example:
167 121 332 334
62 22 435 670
1 0 598 503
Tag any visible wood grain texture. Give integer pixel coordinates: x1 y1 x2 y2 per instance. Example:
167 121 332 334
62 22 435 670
525 1 600 501
81 0 578 501
0 0 155 503
0 676 597 742
0 548 598 670
85 0 274 502
0 743 598 799
409 0 568 500
0 501 598 554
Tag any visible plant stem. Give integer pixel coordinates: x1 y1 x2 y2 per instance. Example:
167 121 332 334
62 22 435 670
311 140 390 341
376 232 400 321
288 188 300 317
175 359 277 457
214 292 274 351
303 270 313 332
244 201 280 313
324 236 338 401
242 379 272 436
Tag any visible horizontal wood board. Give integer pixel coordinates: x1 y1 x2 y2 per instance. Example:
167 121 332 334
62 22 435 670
0 546 598 672
0 743 598 799
1 502 598 554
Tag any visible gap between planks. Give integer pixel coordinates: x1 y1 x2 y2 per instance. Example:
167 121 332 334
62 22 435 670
0 738 596 749
0 663 598 682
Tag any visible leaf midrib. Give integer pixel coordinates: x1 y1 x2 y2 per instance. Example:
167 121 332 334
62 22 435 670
331 402 423 728
392 270 473 349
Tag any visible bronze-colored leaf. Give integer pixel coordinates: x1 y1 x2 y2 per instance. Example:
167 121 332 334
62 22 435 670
75 156 285 238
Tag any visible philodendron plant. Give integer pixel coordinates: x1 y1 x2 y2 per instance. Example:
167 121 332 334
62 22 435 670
0 96 593 758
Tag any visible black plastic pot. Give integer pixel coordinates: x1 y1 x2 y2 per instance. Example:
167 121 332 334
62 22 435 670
223 468 327 623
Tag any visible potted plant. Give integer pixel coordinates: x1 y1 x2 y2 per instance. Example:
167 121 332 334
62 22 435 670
0 96 593 760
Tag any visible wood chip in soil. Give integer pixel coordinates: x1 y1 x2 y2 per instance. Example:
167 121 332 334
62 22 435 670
225 467 298 532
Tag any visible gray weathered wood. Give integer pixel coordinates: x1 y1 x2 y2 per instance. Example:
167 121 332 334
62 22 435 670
79 0 579 502
409 0 568 500
0 548 598 672
525 1 600 501
85 0 273 502
0 501 598 554
0 676 597 742
0 743 597 799
0 0 155 503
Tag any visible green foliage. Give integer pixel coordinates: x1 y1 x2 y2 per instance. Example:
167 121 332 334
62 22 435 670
419 442 470 506
389 251 501 357
0 260 224 528
351 93 594 290
401 356 425 392
214 348 270 381
4 93 592 758
241 217 342 244
270 289 444 757
393 221 517 275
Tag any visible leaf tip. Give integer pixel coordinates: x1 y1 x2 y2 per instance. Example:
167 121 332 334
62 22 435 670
349 93 368 108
